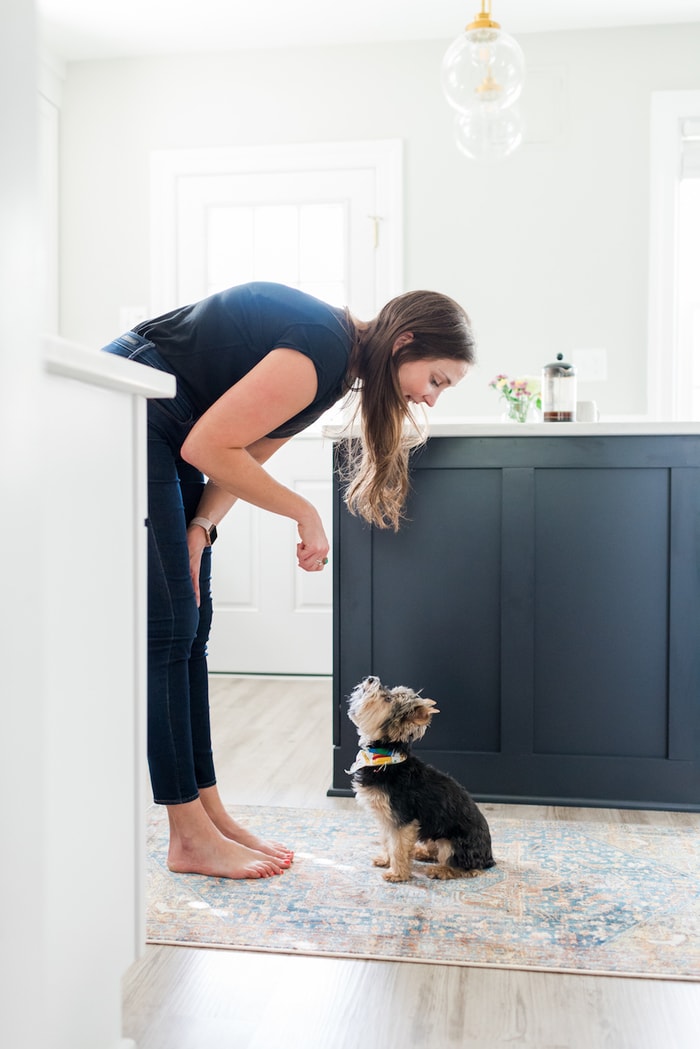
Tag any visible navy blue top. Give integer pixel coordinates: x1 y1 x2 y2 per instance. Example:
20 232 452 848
134 282 352 438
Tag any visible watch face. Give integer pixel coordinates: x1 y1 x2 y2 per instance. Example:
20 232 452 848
209 525 218 545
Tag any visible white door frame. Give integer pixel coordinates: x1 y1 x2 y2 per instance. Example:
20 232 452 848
648 90 700 420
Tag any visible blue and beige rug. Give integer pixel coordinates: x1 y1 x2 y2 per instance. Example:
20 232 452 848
146 804 700 980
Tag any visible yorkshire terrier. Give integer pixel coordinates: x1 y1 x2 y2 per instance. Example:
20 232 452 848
347 676 495 882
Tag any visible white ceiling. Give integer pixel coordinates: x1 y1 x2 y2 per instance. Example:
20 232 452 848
38 0 700 62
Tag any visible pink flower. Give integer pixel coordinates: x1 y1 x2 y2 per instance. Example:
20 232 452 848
489 373 542 419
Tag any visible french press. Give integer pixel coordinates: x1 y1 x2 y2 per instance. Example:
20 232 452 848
542 353 577 422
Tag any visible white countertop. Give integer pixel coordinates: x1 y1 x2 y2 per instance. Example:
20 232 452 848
323 417 700 439
423 418 700 437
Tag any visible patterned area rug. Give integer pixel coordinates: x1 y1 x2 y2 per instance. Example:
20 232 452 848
146 804 700 979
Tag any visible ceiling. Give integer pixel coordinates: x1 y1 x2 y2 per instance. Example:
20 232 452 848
38 0 700 62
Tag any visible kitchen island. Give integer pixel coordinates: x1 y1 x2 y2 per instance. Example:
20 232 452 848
328 420 700 810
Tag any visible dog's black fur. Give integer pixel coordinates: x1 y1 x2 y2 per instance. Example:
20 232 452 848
348 676 495 882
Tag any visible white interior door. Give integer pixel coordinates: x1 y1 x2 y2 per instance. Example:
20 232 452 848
175 169 377 317
150 141 402 673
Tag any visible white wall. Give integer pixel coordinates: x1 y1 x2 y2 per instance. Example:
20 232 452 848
0 3 46 1048
58 24 700 418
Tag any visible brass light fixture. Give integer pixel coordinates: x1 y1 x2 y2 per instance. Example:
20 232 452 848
441 1 526 160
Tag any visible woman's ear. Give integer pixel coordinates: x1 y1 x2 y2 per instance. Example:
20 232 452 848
391 332 414 355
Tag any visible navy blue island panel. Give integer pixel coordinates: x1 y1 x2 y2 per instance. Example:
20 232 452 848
330 431 700 810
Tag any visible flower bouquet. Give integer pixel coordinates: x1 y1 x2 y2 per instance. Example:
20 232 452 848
489 374 542 423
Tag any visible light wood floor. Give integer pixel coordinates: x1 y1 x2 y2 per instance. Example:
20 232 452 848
123 675 700 1049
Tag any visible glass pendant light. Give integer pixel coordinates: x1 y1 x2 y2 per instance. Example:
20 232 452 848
442 1 526 115
453 105 524 161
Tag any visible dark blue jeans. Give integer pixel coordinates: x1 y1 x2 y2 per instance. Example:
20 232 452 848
103 333 216 804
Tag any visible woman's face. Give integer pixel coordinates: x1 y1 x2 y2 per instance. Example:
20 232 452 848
396 356 470 408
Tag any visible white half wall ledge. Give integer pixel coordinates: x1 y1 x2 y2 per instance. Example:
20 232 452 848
43 334 175 399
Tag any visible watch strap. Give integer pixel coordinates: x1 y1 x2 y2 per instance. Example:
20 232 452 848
189 516 217 545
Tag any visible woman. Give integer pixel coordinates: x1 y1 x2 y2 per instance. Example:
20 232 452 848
103 281 476 879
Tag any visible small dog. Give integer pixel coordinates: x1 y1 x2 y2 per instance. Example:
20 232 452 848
347 676 495 883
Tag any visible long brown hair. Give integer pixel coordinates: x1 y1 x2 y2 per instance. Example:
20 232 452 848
342 290 476 530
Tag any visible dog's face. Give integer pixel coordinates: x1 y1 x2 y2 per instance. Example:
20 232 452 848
347 676 440 745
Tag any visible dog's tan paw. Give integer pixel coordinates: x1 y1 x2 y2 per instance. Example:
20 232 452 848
425 864 479 880
383 869 410 883
372 854 390 868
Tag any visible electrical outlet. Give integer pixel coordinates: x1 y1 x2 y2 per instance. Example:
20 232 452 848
572 347 608 382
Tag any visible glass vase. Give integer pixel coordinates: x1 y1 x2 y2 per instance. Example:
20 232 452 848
501 399 538 424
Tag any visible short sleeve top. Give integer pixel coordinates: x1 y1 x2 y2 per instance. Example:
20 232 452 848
134 282 352 438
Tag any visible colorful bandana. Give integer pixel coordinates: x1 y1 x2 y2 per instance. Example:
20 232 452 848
347 746 408 774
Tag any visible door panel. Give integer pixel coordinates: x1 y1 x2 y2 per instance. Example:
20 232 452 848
206 437 334 675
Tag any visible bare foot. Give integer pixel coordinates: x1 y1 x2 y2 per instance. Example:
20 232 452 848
167 836 283 879
199 786 294 865
166 798 287 880
217 818 293 864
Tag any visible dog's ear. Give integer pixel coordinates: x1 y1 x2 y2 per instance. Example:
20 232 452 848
411 698 440 725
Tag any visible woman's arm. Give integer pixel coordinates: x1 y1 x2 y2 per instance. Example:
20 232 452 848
190 435 293 527
186 435 295 605
181 348 330 572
